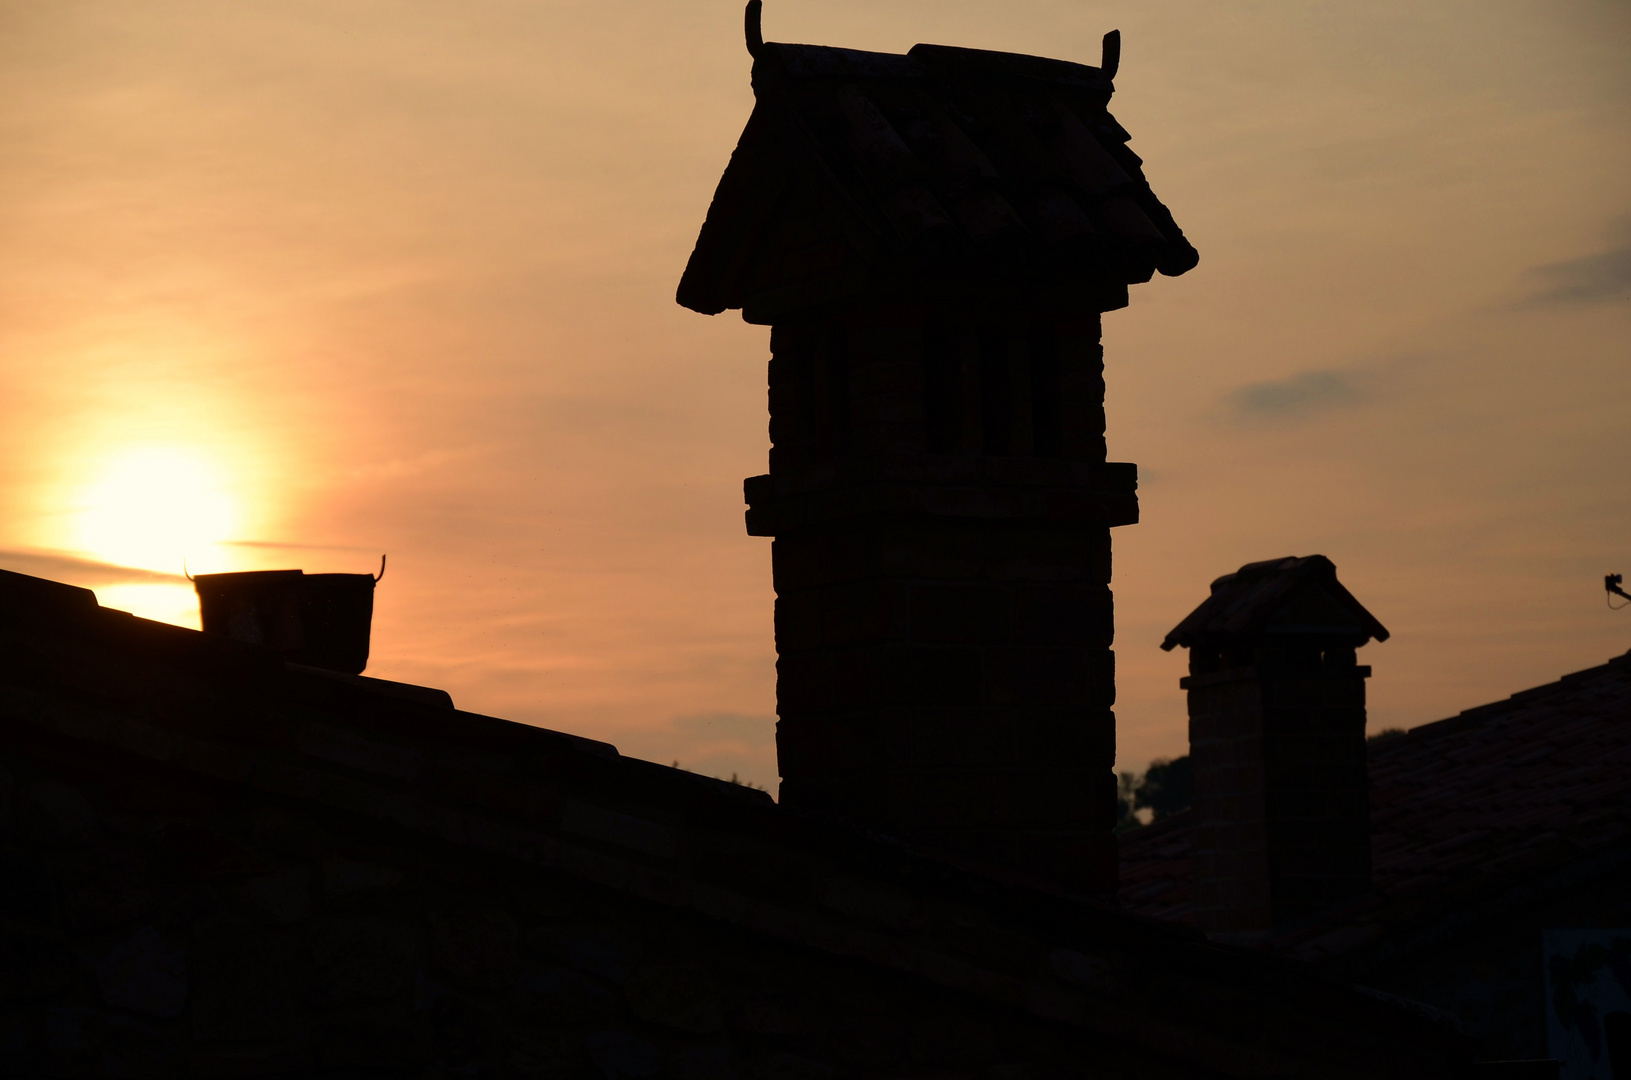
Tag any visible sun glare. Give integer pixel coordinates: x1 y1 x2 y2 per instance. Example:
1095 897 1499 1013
74 448 240 573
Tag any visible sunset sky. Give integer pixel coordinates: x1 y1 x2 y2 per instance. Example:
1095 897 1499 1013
2 0 1627 791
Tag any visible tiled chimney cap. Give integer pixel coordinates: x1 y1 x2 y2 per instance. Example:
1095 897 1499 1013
676 30 1198 320
1160 554 1388 652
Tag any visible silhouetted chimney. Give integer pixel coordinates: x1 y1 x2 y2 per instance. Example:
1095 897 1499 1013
1161 556 1387 939
676 26 1199 897
755 312 1131 896
194 568 379 674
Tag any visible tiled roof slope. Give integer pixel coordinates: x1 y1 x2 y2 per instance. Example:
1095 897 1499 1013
1117 811 1199 925
0 567 1474 1077
1119 648 1631 961
1161 555 1390 653
677 34 1198 320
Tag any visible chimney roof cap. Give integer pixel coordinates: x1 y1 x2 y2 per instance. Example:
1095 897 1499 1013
1160 554 1389 652
676 27 1198 321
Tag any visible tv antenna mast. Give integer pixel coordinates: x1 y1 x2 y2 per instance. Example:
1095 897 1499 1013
1608 573 1630 610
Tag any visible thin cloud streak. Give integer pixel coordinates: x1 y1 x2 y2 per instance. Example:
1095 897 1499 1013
1517 246 1631 306
0 549 189 587
1221 355 1428 424
222 540 381 552
1229 370 1364 421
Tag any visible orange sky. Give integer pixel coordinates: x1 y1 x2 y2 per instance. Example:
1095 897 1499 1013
2 1 1628 790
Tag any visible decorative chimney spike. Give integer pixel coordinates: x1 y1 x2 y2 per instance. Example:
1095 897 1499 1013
1165 555 1382 939
744 1 763 59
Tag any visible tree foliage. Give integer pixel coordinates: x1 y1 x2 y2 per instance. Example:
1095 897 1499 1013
1115 755 1193 832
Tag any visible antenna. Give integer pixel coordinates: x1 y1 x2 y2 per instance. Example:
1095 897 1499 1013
374 554 388 583
1608 573 1630 609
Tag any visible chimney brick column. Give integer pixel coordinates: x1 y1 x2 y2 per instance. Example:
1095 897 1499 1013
751 297 1134 898
1183 645 1373 937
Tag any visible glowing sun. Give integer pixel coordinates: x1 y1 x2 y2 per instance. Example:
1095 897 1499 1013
74 447 240 572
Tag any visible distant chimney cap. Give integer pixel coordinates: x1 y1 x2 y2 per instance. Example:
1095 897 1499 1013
1160 554 1389 652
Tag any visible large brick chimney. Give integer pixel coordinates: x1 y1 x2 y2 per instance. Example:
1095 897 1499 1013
752 303 1132 895
676 16 1198 896
1161 555 1388 938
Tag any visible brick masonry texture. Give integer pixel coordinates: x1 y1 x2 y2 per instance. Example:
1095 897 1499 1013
1185 657 1373 937
747 296 1130 899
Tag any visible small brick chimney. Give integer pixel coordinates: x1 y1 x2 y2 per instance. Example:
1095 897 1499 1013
1161 555 1387 939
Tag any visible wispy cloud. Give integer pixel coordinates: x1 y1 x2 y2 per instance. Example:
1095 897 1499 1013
1228 369 1365 421
0 548 186 586
1517 246 1631 306
223 540 378 552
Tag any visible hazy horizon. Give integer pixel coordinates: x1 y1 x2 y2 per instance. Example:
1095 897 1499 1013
3 0 1627 790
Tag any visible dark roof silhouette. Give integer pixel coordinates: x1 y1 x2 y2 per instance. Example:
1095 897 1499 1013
677 33 1198 321
1160 554 1390 652
1119 647 1631 963
0 565 1476 1074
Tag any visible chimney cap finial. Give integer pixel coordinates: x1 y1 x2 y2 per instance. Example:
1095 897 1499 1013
1101 29 1120 79
745 1 764 58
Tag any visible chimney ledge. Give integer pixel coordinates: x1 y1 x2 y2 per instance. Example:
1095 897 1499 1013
1180 664 1370 691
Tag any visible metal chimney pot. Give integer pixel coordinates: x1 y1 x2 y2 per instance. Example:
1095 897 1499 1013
193 567 378 674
